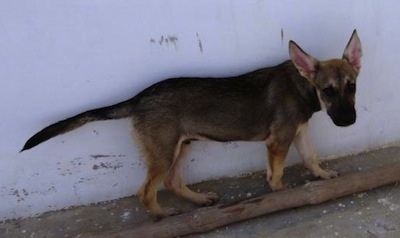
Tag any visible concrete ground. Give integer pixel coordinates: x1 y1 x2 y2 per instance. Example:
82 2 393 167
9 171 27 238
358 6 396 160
1 145 400 238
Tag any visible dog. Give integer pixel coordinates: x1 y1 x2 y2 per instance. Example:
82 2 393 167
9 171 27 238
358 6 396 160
21 30 362 218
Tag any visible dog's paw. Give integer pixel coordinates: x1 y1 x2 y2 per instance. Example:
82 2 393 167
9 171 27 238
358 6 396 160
153 207 181 221
317 169 339 180
267 174 292 191
269 181 291 191
199 192 220 206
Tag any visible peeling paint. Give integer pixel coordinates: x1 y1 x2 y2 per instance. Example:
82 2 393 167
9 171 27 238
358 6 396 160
158 35 164 45
196 32 204 53
9 188 29 202
29 186 57 196
150 35 178 49
58 158 86 176
76 177 92 184
70 157 84 166
92 162 123 171
90 154 126 159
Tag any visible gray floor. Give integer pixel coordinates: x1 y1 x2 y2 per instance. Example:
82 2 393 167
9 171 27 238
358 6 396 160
1 145 400 238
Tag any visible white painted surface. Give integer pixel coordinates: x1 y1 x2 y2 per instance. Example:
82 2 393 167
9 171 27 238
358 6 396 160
1 0 400 220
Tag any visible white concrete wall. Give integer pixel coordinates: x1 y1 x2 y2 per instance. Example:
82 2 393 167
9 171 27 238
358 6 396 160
1 0 400 220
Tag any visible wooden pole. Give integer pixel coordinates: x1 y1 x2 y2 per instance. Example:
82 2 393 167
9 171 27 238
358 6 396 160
80 163 400 238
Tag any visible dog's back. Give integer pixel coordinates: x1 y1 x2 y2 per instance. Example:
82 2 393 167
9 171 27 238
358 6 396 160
132 60 318 143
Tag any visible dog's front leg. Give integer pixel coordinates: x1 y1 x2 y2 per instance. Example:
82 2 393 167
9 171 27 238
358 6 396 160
294 123 339 179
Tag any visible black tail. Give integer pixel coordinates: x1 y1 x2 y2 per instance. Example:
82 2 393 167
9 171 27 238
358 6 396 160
21 99 135 152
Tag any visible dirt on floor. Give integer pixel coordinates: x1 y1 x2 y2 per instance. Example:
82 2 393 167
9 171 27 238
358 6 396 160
1 145 400 238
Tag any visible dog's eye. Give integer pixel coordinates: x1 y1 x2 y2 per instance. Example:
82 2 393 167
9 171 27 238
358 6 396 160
322 87 335 97
347 83 356 93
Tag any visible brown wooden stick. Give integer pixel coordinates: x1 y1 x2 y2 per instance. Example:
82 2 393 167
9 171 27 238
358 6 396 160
80 163 400 238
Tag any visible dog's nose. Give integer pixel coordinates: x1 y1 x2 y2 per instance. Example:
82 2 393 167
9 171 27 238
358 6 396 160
333 108 356 127
335 115 356 127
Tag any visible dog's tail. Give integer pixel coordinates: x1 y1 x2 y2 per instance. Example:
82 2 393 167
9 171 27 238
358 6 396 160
21 98 135 152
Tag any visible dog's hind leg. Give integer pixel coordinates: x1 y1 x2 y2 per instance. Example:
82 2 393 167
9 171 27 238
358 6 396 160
266 139 290 191
137 147 180 218
132 126 181 218
164 138 219 206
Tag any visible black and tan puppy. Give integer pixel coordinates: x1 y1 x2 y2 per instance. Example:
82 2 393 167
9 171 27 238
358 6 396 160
22 30 362 218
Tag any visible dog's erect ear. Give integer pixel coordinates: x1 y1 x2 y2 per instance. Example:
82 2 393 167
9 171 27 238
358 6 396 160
343 29 362 74
289 40 319 80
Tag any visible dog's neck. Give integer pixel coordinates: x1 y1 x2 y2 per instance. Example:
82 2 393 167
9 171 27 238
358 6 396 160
285 60 322 118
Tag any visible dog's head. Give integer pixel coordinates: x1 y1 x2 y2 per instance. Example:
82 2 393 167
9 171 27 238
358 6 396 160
289 30 362 127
